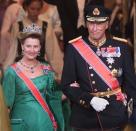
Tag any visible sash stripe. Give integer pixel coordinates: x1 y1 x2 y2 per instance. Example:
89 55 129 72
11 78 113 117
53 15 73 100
71 38 125 101
72 39 119 89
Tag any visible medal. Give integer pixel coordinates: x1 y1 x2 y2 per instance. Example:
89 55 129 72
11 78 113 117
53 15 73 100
111 68 123 77
96 48 101 56
111 68 118 77
106 57 115 64
101 47 121 57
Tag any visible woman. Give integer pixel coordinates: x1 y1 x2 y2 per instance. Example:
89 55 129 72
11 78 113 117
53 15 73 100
0 86 11 131
0 69 11 131
0 0 25 64
39 2 64 83
39 1 64 53
2 30 63 131
4 0 64 82
3 0 64 130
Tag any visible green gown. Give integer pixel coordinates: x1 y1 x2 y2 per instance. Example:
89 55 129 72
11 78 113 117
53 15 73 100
2 63 64 131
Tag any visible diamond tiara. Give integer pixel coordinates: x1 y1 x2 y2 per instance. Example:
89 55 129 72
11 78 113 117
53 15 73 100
23 23 42 34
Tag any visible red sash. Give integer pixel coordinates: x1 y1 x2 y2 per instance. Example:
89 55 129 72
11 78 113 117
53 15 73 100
11 64 57 131
71 38 125 101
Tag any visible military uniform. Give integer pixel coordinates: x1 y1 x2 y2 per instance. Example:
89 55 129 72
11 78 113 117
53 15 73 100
61 3 136 131
61 36 136 130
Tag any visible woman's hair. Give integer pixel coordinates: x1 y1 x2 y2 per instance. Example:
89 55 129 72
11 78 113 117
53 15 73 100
23 0 43 10
15 33 45 62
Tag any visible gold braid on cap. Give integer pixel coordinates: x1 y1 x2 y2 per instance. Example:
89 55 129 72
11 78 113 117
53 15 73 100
93 8 100 16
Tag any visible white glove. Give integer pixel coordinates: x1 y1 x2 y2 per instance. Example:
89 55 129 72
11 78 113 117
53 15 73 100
90 97 109 112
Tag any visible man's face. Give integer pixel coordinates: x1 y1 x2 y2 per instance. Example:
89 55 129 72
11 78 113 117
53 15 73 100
87 21 109 41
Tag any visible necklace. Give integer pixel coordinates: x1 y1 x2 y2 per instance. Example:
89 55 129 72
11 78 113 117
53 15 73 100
88 37 106 56
19 60 39 73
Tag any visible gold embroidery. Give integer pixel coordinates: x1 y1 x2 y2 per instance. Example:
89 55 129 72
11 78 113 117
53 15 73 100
93 8 100 16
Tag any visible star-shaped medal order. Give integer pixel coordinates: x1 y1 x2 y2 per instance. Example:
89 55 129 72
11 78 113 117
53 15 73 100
106 57 115 64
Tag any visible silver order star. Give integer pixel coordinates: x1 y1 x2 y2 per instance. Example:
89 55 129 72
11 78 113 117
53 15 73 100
106 57 115 64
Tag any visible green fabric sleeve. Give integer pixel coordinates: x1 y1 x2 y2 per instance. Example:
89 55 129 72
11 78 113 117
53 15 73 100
46 71 62 100
45 67 64 131
2 67 16 109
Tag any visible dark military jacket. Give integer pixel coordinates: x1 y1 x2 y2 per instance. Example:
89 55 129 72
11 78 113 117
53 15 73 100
61 37 136 129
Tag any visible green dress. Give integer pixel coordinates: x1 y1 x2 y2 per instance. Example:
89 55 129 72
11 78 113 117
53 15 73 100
2 63 64 131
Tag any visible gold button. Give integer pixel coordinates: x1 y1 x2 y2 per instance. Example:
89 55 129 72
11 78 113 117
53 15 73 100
100 92 104 95
106 95 110 98
89 66 93 69
109 65 112 68
82 101 85 105
90 74 94 77
80 100 83 104
92 81 95 84
107 88 110 91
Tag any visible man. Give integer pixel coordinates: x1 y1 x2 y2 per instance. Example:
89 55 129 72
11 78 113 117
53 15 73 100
61 3 136 131
44 0 104 45
43 1 104 131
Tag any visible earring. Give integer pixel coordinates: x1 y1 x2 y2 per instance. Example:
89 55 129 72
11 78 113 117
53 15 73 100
37 51 40 56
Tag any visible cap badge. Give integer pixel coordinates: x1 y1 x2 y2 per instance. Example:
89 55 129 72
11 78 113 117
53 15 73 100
93 8 100 16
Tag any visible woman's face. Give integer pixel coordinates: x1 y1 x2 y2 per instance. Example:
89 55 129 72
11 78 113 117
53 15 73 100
21 37 41 60
27 1 42 22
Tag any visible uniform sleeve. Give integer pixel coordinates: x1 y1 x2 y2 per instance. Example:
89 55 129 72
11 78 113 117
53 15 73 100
2 67 16 109
122 45 136 103
122 45 136 123
61 45 93 107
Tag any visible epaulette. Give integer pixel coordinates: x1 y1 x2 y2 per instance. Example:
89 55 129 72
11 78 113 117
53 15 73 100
112 36 128 44
68 36 82 44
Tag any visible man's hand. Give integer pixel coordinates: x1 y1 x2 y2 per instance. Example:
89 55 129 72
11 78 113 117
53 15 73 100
90 97 109 112
70 81 80 87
